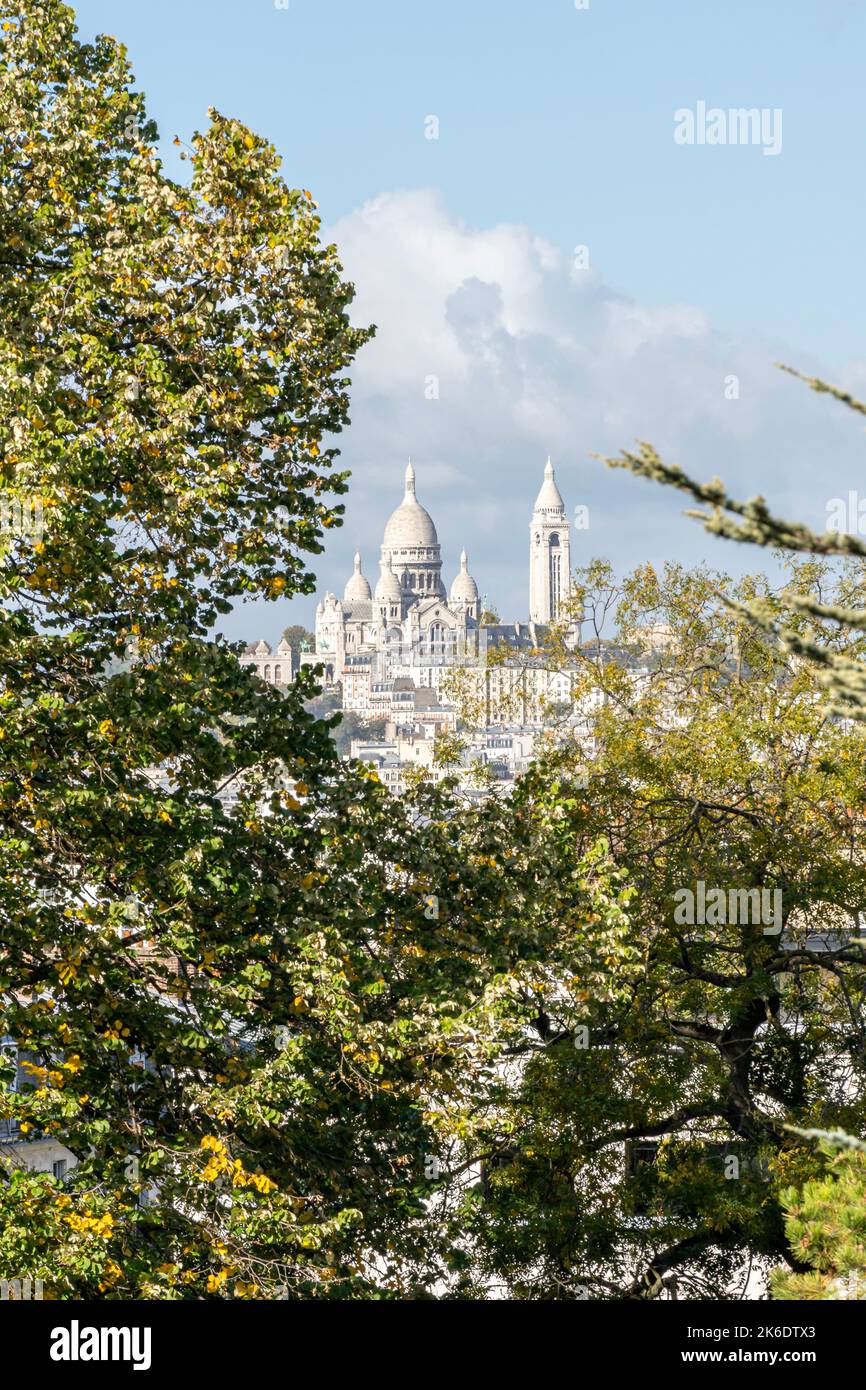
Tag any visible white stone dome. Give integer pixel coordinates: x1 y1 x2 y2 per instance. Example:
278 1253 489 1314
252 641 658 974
343 551 372 602
375 555 403 602
532 456 566 516
450 548 478 605
382 462 439 548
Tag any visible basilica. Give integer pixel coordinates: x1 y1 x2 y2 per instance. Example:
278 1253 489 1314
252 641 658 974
309 458 574 685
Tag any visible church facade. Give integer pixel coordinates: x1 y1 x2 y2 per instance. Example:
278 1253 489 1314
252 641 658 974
307 458 574 690
313 461 479 683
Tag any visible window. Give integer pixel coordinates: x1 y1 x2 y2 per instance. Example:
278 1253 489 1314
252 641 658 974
547 542 561 619
625 1140 659 1216
52 1159 67 1182
625 1140 658 1176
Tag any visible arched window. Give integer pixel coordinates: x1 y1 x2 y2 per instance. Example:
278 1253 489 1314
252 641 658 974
549 542 562 617
274 665 282 683
263 664 271 682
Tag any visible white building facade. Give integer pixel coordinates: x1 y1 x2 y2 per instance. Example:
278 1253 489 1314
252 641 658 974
304 459 578 698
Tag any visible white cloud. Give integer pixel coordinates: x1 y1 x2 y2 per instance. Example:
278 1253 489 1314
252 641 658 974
228 188 866 639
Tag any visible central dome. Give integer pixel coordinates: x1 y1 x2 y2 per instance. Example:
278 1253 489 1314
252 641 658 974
382 462 439 548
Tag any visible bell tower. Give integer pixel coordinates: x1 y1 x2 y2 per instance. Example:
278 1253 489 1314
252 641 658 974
529 457 571 624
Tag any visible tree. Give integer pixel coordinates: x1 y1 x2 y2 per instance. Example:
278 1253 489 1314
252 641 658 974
771 1130 866 1299
452 559 866 1298
329 712 387 757
0 0 633 1299
598 366 866 1293
281 624 315 655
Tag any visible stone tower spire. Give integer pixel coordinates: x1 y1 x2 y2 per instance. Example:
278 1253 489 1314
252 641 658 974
529 456 571 623
449 546 480 620
343 550 371 603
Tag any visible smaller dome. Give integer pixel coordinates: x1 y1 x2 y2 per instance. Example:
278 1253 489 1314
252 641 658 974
344 550 372 603
450 548 479 605
375 555 403 603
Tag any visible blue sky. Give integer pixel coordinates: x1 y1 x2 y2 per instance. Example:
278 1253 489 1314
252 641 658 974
70 0 866 638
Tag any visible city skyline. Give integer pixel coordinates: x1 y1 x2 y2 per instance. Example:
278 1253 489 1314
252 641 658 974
65 0 866 643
